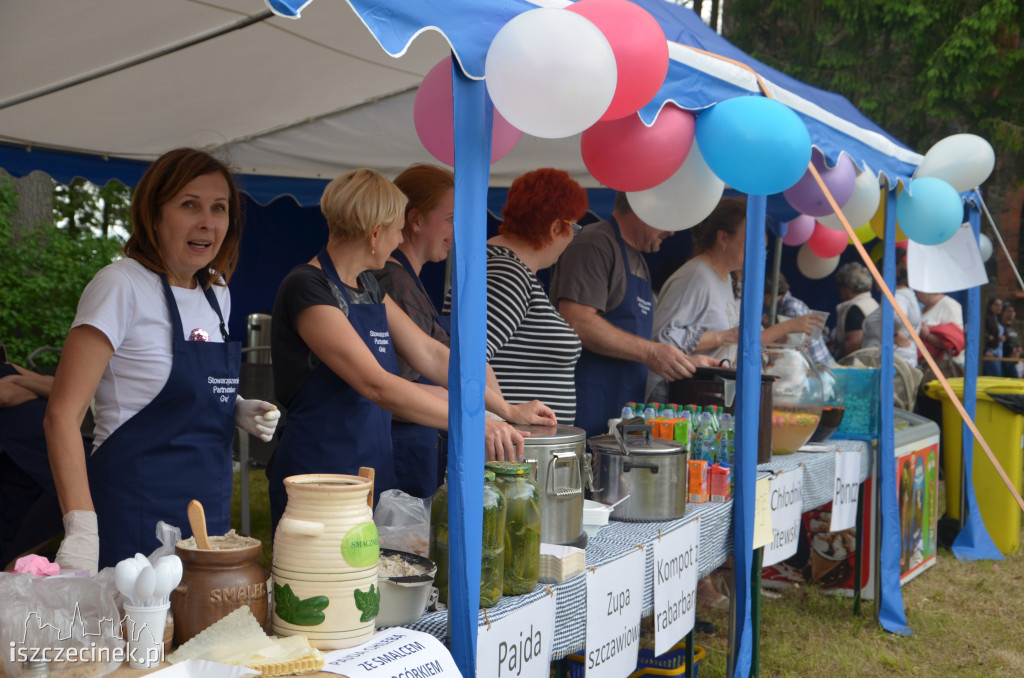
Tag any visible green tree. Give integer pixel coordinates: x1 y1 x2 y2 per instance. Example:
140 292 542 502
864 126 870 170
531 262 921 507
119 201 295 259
722 0 1024 162
0 177 125 367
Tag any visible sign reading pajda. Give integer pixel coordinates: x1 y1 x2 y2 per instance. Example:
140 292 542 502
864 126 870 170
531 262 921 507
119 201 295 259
476 591 556 677
585 547 645 678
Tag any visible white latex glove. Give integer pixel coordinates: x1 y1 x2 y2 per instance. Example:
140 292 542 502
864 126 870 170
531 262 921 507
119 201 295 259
55 510 99 575
235 396 280 442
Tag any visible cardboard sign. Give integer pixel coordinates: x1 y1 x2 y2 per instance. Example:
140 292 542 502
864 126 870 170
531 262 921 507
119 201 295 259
651 519 700 655
584 548 645 678
753 476 773 550
322 628 460 676
829 445 862 532
763 467 804 567
476 593 556 678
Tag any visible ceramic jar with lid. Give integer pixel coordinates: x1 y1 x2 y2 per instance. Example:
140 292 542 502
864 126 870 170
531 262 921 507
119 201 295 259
486 460 542 595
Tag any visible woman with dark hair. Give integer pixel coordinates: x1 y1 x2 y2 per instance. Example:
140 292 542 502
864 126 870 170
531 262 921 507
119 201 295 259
45 148 279 573
648 197 821 401
983 296 1005 377
483 168 587 425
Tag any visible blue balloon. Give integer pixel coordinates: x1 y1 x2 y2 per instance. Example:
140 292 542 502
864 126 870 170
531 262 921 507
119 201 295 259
895 177 963 245
695 96 812 196
766 192 801 223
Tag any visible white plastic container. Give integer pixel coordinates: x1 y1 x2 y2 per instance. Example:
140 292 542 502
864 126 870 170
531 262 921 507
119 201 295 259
582 500 613 538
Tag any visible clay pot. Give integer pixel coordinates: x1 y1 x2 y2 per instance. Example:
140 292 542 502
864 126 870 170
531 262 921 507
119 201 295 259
169 534 268 646
272 473 379 650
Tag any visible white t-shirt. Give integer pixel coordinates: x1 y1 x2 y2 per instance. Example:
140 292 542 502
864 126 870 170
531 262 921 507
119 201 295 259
72 258 232 450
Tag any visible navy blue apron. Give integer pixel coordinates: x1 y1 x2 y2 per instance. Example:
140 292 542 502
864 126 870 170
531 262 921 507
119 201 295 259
573 219 654 438
267 250 400 530
0 363 57 496
88 275 240 568
389 250 446 497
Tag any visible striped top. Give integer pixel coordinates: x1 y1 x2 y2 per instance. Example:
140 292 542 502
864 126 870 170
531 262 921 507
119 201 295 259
486 245 582 425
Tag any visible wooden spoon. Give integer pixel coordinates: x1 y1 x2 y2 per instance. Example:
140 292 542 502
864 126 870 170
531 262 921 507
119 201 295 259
358 467 375 509
187 499 212 549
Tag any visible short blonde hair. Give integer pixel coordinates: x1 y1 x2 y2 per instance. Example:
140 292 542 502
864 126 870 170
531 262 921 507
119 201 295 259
320 168 407 242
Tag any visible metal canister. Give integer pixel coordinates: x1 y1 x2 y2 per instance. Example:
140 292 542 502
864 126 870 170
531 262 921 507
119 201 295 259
515 424 585 545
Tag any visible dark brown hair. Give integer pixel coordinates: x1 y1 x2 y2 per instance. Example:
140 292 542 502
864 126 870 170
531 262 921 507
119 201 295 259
690 197 746 255
124 148 242 287
393 164 455 239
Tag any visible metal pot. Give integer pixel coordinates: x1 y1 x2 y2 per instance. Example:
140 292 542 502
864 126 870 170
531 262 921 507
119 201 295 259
588 420 689 522
515 424 586 545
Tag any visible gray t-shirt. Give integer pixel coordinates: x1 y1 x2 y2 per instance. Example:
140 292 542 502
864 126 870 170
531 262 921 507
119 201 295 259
549 219 649 314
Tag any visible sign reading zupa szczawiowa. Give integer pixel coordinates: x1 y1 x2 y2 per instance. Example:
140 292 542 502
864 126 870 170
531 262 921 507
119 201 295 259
476 591 556 677
585 547 645 678
763 467 804 567
652 518 700 655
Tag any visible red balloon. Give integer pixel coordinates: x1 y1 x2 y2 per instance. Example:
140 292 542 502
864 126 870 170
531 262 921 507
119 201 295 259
807 221 848 258
567 0 669 120
581 106 695 191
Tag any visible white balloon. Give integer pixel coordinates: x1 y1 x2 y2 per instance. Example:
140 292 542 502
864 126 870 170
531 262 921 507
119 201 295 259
818 168 881 231
915 133 995 193
979 233 993 262
796 242 841 280
485 9 617 139
627 144 725 231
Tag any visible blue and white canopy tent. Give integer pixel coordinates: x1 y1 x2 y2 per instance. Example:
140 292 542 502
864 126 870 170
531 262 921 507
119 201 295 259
0 0 999 675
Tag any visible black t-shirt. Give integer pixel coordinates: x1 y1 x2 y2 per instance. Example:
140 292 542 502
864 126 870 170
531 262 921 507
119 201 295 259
844 306 866 333
271 264 383 407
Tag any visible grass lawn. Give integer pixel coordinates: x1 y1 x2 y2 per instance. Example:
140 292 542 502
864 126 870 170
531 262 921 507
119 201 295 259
233 468 1024 676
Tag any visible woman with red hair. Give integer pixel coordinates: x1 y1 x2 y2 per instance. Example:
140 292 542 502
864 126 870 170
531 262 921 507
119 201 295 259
485 168 588 424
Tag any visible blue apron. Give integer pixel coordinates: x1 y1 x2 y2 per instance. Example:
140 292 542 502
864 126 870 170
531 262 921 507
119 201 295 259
0 363 57 496
88 275 239 568
267 250 400 530
389 250 446 498
573 219 654 438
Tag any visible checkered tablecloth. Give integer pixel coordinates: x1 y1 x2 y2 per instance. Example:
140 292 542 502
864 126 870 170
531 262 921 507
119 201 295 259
757 438 871 511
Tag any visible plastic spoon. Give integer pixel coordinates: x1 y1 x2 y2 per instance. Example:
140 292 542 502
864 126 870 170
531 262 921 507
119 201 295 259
608 495 631 512
115 558 141 606
152 556 182 605
134 564 156 607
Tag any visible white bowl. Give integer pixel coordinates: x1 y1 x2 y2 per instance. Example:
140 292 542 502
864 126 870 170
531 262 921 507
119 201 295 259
582 500 613 538
376 549 436 628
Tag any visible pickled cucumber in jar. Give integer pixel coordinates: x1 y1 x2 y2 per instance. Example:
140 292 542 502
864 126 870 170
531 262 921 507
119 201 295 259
486 461 542 595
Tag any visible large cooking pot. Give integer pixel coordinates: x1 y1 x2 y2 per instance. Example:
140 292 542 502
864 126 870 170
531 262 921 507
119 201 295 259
515 424 586 545
668 366 776 464
588 420 689 522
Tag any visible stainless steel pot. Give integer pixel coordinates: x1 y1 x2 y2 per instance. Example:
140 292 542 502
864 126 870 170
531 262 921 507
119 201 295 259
516 424 585 545
588 420 689 522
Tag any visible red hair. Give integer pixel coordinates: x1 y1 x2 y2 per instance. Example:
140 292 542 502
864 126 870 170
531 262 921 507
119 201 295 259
500 169 587 249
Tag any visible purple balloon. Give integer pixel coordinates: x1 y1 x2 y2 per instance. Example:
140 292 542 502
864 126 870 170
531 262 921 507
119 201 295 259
782 214 815 246
784 150 857 217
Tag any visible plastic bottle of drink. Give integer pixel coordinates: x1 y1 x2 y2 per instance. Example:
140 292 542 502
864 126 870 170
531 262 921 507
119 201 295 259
695 412 716 462
718 413 735 467
643 406 657 423
621 405 635 420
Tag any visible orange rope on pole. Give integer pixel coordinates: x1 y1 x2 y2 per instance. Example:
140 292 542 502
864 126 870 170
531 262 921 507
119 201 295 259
805 163 1024 515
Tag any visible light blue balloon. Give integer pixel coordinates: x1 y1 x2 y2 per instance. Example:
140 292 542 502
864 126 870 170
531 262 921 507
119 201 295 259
695 96 812 196
895 177 963 245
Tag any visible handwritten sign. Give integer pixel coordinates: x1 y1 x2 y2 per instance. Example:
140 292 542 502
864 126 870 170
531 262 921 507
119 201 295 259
476 593 556 678
322 628 459 677
652 519 700 655
763 467 804 567
829 446 862 532
584 547 645 678
752 476 773 549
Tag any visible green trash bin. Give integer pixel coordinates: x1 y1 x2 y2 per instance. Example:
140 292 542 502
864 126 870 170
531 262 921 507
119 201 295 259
923 376 1024 554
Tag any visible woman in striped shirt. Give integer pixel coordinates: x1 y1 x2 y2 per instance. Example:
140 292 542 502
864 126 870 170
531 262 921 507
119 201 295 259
485 169 586 425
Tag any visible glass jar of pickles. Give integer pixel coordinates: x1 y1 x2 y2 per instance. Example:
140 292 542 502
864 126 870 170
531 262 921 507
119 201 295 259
486 461 542 595
429 470 506 608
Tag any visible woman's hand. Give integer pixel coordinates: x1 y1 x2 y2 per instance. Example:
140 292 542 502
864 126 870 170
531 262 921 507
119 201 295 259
484 420 527 462
504 400 557 427
784 314 826 336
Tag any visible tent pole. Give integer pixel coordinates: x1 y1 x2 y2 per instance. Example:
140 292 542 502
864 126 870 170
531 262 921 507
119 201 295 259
768 235 783 325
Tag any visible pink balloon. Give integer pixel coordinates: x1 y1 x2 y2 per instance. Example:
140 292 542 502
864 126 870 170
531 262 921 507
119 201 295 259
784 150 857 217
581 106 695 192
567 0 669 121
414 57 523 166
782 214 815 246
807 221 848 258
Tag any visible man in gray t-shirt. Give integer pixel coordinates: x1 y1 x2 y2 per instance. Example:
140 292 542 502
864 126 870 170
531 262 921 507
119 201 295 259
549 193 708 437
